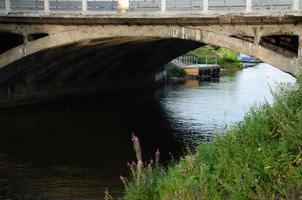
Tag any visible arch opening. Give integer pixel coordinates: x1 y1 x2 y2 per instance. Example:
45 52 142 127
28 33 49 42
260 35 299 58
0 32 24 54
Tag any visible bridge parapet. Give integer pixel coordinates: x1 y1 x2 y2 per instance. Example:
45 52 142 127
0 0 301 15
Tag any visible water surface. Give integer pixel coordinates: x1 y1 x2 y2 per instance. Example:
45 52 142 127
0 64 296 199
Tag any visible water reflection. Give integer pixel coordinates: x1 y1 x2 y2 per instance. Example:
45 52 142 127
0 93 182 199
161 64 296 142
0 63 296 199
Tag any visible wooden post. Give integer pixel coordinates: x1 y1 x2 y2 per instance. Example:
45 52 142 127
5 0 10 14
82 0 87 12
203 0 208 12
246 0 252 12
44 0 49 12
161 0 166 13
293 0 300 10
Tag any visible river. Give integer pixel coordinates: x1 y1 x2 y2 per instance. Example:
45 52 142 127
0 63 296 199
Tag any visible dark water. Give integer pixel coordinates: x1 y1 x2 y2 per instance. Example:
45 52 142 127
0 64 296 200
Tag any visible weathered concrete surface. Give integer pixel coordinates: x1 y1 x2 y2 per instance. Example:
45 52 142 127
1 12 302 25
0 35 201 106
0 23 300 74
0 13 301 106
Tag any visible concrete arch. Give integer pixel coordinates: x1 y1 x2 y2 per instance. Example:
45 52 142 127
0 25 298 76
0 24 300 106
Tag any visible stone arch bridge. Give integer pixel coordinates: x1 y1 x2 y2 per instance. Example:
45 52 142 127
0 11 302 106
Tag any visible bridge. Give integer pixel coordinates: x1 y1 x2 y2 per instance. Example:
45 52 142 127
0 0 302 106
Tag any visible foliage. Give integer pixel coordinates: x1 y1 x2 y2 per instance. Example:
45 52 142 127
122 78 302 200
187 45 243 69
166 66 187 78
121 134 164 200
104 188 114 200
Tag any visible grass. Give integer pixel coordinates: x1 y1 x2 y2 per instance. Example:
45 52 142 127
121 78 302 200
166 65 187 78
187 45 243 69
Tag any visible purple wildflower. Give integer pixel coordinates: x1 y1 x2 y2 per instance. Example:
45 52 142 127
155 148 160 167
120 175 127 186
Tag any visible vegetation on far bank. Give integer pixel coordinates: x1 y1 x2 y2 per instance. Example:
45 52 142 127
165 62 187 78
167 66 187 78
187 45 243 69
121 78 302 200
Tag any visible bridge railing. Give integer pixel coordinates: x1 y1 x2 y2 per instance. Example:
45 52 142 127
49 0 82 11
253 0 293 10
10 0 44 11
209 0 246 11
0 0 5 9
88 0 117 11
129 0 160 11
0 0 301 14
166 0 202 11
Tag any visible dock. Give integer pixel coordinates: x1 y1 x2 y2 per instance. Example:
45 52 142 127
183 64 220 79
171 55 221 79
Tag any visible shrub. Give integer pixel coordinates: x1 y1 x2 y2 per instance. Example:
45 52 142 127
167 67 187 78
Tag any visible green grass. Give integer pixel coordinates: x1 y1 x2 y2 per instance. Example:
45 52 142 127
187 45 243 69
122 78 302 200
166 66 187 78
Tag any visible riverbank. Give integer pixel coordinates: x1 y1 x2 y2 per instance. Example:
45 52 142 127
122 77 302 199
187 45 243 69
165 45 243 81
165 62 220 82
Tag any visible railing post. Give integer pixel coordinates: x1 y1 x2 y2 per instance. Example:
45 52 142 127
82 0 87 12
203 0 208 12
44 0 49 12
161 0 166 13
5 0 10 14
293 0 300 10
246 0 252 12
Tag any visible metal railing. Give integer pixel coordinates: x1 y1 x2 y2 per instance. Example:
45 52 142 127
177 55 218 66
209 0 246 10
10 0 44 10
129 0 160 11
88 0 117 11
0 0 300 13
49 0 82 11
0 0 5 9
166 0 202 11
253 0 293 10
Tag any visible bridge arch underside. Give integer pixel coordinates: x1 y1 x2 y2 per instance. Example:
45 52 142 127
0 23 300 106
0 37 201 106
